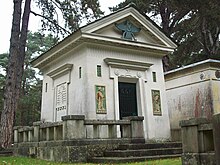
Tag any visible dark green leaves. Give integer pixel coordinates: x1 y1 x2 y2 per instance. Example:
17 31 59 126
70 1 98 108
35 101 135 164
35 0 104 36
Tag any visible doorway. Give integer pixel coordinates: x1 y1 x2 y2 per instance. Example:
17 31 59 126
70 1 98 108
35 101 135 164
118 82 138 119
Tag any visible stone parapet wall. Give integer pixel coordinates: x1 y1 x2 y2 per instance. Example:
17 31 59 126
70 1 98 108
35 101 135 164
180 118 216 165
13 139 133 162
13 115 145 162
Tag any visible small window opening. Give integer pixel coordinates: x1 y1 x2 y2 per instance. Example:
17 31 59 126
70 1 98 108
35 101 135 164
152 72 157 82
45 83 48 92
79 67 82 78
97 65 102 77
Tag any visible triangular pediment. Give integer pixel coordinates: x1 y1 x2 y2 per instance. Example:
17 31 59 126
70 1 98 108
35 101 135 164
32 5 177 69
81 6 176 48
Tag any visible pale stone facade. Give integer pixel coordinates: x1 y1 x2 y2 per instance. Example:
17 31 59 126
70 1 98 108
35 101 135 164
32 5 176 140
165 59 220 140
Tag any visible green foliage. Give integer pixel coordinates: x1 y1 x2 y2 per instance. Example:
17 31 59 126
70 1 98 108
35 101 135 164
16 31 58 126
0 32 57 126
0 53 8 112
0 156 182 165
0 53 8 72
169 0 220 68
26 32 59 57
35 0 104 36
16 80 42 126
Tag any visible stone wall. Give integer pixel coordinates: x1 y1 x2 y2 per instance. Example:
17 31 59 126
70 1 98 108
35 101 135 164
213 113 220 165
180 118 216 165
14 139 132 162
165 59 220 141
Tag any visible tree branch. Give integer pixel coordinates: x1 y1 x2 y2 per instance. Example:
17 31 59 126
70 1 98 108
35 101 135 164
30 10 71 35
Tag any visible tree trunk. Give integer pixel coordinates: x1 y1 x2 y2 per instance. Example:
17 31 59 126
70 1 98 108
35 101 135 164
0 0 31 148
159 1 172 72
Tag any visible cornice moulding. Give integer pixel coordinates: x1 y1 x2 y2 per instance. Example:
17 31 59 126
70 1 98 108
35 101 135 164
104 58 153 71
47 63 73 79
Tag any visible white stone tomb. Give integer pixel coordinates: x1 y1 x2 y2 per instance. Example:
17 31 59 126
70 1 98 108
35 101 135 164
32 5 177 140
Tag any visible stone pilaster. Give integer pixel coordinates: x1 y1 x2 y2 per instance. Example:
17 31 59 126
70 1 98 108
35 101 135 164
33 121 42 142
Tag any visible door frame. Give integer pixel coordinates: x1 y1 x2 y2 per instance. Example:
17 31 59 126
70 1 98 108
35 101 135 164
112 75 147 138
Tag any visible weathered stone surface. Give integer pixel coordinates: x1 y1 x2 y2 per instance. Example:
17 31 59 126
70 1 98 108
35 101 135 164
170 128 181 141
200 152 216 165
181 126 199 153
123 116 144 138
63 117 85 139
182 153 200 165
69 146 87 162
52 146 69 162
213 113 220 165
13 139 131 162
179 118 210 127
182 153 216 165
180 117 216 165
62 115 85 121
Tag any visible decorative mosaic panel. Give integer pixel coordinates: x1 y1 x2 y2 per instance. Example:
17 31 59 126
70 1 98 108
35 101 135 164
95 85 106 114
56 83 67 111
151 90 162 115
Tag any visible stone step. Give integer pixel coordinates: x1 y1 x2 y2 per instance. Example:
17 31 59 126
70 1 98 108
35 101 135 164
104 148 182 157
118 142 182 150
88 142 183 163
0 150 13 157
90 154 182 163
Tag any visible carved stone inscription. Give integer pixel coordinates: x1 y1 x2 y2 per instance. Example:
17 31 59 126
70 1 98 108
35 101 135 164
56 83 67 111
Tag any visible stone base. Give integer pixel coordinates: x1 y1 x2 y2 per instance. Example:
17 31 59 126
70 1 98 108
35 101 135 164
213 113 220 165
182 153 216 165
13 138 137 162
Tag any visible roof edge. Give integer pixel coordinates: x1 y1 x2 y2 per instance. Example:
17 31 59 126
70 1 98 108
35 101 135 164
165 59 220 75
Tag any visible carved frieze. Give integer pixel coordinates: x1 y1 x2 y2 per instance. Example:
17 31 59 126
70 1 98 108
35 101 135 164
114 68 143 79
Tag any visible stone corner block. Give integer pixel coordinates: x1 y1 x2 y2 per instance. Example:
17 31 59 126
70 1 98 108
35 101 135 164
33 121 43 126
179 117 210 127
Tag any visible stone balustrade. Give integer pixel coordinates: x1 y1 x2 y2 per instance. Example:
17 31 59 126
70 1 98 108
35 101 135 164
14 115 144 143
13 115 144 162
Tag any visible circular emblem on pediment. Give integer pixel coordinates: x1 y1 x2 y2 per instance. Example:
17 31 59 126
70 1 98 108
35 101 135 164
215 70 220 79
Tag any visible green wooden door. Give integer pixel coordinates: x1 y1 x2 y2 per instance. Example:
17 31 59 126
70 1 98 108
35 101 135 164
118 82 138 119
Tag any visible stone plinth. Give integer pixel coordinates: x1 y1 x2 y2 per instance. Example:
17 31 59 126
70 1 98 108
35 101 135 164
213 113 220 165
180 118 215 165
62 115 86 139
123 116 144 138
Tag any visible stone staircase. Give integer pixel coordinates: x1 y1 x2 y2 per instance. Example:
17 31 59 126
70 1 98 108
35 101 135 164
0 148 13 157
89 141 182 163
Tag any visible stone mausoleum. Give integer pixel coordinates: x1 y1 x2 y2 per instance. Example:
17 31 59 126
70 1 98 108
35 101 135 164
32 5 176 140
165 59 220 141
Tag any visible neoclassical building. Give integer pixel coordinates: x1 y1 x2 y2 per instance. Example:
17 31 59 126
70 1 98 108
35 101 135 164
32 5 176 140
